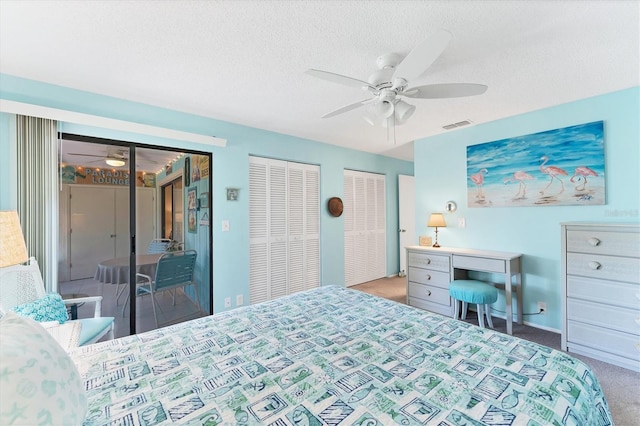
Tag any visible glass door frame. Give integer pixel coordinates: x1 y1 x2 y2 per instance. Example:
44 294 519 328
60 133 213 336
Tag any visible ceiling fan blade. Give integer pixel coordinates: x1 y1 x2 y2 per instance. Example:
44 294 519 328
306 69 375 91
67 152 104 158
403 83 488 99
322 98 374 119
393 29 452 82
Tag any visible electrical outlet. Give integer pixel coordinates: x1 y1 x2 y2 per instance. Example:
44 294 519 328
236 294 244 306
537 301 547 314
224 297 231 308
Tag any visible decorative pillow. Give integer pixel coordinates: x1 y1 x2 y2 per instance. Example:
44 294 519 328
12 293 68 324
0 312 87 425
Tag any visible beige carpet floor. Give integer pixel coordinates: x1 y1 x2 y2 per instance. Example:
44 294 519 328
351 276 639 425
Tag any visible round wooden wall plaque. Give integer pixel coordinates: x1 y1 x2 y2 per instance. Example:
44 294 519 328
327 197 343 217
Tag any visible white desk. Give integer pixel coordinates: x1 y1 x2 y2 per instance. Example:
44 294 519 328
406 245 523 335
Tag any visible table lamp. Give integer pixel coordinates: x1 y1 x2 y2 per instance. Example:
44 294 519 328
0 211 29 267
427 213 446 248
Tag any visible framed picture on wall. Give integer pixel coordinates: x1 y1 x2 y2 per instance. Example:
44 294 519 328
188 209 197 233
187 187 198 233
199 192 210 209
188 187 197 210
226 187 238 201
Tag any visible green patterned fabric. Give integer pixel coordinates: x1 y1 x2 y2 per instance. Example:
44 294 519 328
0 312 87 425
70 286 613 425
12 292 68 323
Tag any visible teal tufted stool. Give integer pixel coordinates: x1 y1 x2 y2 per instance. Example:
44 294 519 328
449 279 498 328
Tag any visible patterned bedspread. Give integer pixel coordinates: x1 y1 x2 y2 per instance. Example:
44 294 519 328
70 286 613 425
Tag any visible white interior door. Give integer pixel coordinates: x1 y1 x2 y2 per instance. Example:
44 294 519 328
398 175 415 277
69 186 116 280
344 170 386 286
115 188 130 258
135 188 156 254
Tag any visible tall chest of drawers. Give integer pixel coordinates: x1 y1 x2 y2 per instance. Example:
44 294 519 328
406 248 452 316
561 222 640 372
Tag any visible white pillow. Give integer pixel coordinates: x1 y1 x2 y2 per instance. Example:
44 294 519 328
0 312 87 425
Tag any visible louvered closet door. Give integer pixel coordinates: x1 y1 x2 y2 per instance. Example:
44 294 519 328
269 160 288 300
344 170 386 286
249 156 320 304
288 163 320 294
249 158 269 304
343 174 356 286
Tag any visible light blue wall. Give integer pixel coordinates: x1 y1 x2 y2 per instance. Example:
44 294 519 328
0 74 413 314
414 87 640 331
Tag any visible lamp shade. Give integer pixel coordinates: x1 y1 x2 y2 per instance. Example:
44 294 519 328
0 211 28 267
394 100 416 123
427 213 446 228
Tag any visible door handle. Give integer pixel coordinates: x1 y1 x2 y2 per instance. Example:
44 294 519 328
110 234 116 238
398 229 406 232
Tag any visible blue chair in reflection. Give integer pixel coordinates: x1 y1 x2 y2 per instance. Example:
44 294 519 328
135 250 198 328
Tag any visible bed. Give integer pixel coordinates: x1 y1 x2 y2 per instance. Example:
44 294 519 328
69 286 613 425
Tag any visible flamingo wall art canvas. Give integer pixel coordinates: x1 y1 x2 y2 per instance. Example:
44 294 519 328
466 121 605 207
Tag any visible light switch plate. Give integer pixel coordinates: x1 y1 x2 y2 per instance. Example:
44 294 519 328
458 218 466 228
222 220 230 232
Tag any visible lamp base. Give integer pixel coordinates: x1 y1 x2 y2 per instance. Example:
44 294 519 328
432 227 441 248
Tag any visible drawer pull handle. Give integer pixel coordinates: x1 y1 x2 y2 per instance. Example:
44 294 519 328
425 290 431 296
588 261 601 270
425 258 431 265
425 274 431 281
587 237 601 247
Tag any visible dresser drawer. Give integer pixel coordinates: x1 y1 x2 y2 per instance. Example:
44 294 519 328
408 282 451 306
567 276 640 310
408 252 449 272
567 298 640 335
567 321 640 363
566 252 640 283
566 230 640 258
407 267 450 288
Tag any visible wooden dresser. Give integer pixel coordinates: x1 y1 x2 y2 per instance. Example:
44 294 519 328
561 222 640 371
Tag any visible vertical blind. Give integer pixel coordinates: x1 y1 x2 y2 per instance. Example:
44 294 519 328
16 115 58 291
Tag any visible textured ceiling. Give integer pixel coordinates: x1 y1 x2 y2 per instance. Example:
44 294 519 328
1 1 638 161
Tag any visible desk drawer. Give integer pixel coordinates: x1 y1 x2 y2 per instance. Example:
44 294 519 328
566 230 640 257
452 255 505 273
567 252 640 283
408 282 451 306
407 267 450 288
408 252 449 272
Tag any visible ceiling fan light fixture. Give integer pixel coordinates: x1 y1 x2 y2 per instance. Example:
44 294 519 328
373 100 394 118
394 100 416 123
105 158 126 167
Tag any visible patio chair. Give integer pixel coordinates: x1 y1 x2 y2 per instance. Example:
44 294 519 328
147 238 172 254
0 257 114 349
135 250 198 328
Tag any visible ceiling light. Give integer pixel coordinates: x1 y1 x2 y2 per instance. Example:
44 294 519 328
105 158 125 167
394 100 416 123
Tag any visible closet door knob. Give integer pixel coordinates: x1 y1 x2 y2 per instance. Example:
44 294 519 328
588 261 601 270
587 237 601 247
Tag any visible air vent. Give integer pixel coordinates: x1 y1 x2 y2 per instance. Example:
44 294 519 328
443 120 472 130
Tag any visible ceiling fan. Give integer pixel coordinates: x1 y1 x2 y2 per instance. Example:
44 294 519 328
306 29 487 131
67 149 128 167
